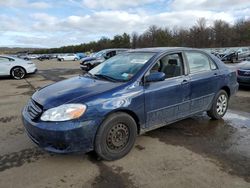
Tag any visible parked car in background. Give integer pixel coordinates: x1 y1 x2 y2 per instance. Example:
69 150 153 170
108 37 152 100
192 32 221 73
236 48 250 60
214 49 237 63
236 61 250 86
0 55 37 79
57 54 79 61
212 47 250 63
22 47 238 161
23 54 39 60
38 55 53 61
76 53 87 59
80 48 128 71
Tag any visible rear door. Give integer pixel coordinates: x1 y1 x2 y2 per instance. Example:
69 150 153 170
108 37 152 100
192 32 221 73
144 52 191 128
0 57 12 76
184 51 220 113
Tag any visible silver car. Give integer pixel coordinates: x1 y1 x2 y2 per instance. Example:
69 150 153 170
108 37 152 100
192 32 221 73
0 55 37 79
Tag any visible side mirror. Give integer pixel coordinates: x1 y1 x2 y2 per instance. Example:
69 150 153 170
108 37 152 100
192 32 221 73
145 72 165 82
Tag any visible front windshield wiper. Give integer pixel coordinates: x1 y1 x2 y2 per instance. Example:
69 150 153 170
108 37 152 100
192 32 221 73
94 74 121 82
83 72 98 79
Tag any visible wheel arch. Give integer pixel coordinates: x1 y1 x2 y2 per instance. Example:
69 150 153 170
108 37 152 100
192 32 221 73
103 109 141 135
220 86 231 98
10 66 27 75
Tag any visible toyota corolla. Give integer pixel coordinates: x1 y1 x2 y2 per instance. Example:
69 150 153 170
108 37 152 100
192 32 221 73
22 47 238 161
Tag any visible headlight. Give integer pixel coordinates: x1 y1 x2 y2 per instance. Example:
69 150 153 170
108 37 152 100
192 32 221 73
40 104 87 122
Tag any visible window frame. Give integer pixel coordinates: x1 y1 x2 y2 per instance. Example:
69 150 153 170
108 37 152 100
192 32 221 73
0 56 13 63
145 51 187 81
183 50 218 75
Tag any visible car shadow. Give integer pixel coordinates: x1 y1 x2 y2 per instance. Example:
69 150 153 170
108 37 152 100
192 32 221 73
239 85 250 91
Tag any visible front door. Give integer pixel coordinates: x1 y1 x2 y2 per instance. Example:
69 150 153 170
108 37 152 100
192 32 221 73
144 53 191 128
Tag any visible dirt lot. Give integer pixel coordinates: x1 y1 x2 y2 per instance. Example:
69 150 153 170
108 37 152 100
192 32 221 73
0 59 250 188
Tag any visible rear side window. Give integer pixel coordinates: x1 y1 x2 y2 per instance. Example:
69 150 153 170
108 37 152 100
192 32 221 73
186 52 215 74
0 57 10 63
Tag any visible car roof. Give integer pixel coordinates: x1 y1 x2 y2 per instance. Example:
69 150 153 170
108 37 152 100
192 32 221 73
0 55 15 59
127 47 205 53
101 48 129 52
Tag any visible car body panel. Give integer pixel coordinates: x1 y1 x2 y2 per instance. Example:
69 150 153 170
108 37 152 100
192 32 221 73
32 76 123 109
144 75 191 128
22 47 238 153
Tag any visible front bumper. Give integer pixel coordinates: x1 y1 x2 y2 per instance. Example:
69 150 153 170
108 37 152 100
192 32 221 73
22 107 101 154
80 64 89 71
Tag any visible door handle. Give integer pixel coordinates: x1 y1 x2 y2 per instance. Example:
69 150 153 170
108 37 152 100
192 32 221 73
214 72 218 76
181 79 188 85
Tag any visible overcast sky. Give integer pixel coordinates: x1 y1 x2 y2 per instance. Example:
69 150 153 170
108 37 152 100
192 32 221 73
0 0 250 48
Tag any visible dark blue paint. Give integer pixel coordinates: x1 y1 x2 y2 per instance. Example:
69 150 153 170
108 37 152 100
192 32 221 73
22 47 239 154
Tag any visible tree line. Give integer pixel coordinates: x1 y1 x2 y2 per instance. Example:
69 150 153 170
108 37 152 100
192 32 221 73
33 18 250 54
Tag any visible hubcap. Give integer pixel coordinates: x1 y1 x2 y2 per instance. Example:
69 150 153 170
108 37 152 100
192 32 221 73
216 94 227 116
13 68 25 79
106 123 129 151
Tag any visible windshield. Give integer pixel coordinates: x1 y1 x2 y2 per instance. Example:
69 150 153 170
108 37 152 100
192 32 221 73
89 52 155 82
92 50 107 58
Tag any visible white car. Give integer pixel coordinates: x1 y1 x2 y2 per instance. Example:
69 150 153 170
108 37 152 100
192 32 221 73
23 54 40 60
57 54 79 61
236 48 250 60
0 55 37 79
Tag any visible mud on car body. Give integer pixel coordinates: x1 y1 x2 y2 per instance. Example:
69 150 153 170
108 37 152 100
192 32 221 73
22 47 238 160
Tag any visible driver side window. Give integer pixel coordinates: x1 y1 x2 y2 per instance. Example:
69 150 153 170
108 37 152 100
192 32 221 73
149 53 184 79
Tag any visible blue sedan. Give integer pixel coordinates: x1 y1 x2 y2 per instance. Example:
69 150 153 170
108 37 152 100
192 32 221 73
22 47 238 160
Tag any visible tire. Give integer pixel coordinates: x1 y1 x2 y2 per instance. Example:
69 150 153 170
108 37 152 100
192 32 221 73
11 67 26 80
207 90 229 120
74 58 78 61
95 112 137 161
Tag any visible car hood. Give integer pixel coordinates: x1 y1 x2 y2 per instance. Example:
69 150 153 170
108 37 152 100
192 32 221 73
239 61 250 70
82 57 97 62
32 76 121 109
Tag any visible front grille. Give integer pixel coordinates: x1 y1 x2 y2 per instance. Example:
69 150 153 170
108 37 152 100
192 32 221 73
238 69 250 77
27 100 43 120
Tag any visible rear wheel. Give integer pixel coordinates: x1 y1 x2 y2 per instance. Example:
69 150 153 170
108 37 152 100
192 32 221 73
207 90 228 120
95 112 137 161
11 67 26 79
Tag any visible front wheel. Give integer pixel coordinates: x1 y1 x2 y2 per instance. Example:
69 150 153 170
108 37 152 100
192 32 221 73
95 112 137 161
207 90 229 120
11 67 26 79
